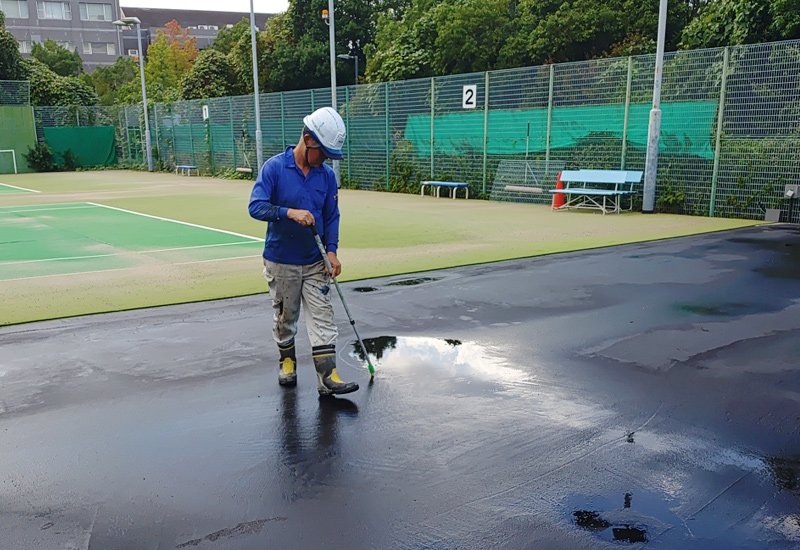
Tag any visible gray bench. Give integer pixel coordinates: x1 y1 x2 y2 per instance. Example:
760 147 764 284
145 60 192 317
176 164 198 176
420 181 470 200
550 169 643 214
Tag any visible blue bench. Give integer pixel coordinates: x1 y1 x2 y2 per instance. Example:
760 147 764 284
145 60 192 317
420 181 470 200
550 169 643 214
176 164 198 176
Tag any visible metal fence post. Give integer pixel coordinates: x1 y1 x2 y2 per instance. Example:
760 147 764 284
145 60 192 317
153 104 161 166
188 103 196 167
430 77 435 179
709 46 729 217
385 82 390 190
345 87 351 183
546 64 554 163
482 70 490 194
621 56 633 169
278 92 285 148
311 89 315 111
169 103 177 167
229 97 236 171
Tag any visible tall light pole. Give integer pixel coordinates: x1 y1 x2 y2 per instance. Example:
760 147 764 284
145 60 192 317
249 0 263 170
642 0 668 212
337 53 358 85
113 16 153 172
322 5 340 184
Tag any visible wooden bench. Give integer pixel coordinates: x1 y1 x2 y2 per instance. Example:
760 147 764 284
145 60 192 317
420 181 470 199
550 169 643 214
176 165 198 176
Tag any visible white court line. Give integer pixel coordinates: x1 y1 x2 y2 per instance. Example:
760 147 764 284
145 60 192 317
1 254 263 282
0 182 40 193
87 202 263 242
0 205 96 214
3 240 262 266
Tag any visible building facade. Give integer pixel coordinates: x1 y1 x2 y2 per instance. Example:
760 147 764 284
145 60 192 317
0 2 273 72
1 0 123 70
117 7 273 64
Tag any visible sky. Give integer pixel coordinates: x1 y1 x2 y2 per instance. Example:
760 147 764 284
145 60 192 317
120 0 289 14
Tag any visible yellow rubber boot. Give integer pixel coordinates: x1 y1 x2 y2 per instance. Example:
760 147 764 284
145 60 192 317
312 345 358 396
278 340 297 387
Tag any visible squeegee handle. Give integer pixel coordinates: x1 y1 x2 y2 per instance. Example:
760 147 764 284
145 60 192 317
309 224 334 273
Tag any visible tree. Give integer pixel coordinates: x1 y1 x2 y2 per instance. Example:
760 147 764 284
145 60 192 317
83 56 138 105
180 49 242 100
22 58 98 106
210 17 251 55
31 39 84 76
0 10 26 80
680 0 800 49
144 20 198 94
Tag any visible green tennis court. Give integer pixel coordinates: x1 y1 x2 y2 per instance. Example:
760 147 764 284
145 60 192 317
0 181 39 194
0 202 264 281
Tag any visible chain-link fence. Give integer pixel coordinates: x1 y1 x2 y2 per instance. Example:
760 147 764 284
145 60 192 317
31 39 800 221
0 80 30 105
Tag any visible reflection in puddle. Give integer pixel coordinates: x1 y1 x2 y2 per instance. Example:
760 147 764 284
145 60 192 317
385 277 442 287
349 336 531 389
352 287 377 293
766 455 800 494
675 302 751 316
569 492 680 544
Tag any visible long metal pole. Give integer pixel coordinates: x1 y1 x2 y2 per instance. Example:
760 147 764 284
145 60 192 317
545 63 554 163
482 70 489 194
136 23 153 171
642 0 668 212
621 56 633 170
709 46 729 217
249 0 263 170
328 0 340 184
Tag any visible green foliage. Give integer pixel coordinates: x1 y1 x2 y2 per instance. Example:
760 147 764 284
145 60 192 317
22 59 98 106
24 143 56 172
180 49 242 100
0 9 26 80
679 0 800 50
84 57 138 105
31 39 84 77
655 182 686 213
210 18 251 55
144 20 198 98
59 148 78 171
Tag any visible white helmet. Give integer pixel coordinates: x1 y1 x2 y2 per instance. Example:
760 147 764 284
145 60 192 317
303 107 346 160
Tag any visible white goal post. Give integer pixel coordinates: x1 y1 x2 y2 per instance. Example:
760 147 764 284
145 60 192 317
0 149 18 174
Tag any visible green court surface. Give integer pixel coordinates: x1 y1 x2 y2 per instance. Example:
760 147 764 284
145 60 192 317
0 182 39 194
0 202 263 280
0 170 762 326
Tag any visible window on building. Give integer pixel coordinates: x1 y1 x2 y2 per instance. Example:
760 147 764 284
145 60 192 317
127 49 138 57
37 1 71 19
82 42 116 55
0 0 29 18
78 3 112 21
18 40 31 54
55 41 74 50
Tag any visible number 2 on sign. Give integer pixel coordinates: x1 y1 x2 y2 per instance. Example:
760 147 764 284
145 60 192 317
462 85 477 109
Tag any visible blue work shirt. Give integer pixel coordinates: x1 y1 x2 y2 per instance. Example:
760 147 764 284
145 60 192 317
248 147 340 265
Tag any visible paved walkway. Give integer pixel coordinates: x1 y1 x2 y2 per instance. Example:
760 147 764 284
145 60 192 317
1 225 798 549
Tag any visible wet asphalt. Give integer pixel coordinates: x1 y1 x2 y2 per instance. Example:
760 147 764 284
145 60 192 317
1 224 799 549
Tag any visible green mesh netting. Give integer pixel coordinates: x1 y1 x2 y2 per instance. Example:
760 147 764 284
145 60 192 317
405 101 717 159
0 106 37 173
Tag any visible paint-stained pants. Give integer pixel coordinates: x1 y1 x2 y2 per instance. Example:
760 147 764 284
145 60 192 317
262 259 338 348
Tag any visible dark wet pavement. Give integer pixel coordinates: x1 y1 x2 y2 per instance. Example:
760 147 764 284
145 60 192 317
1 224 799 549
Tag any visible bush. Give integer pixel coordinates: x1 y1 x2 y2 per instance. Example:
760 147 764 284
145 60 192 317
60 149 78 171
24 143 56 172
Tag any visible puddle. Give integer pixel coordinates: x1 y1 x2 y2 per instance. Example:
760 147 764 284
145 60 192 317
348 336 530 391
385 277 442 287
675 302 751 316
766 455 800 494
352 287 378 293
568 492 681 544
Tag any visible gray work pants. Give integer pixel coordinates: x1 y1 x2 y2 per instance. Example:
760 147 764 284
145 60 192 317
262 259 338 348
